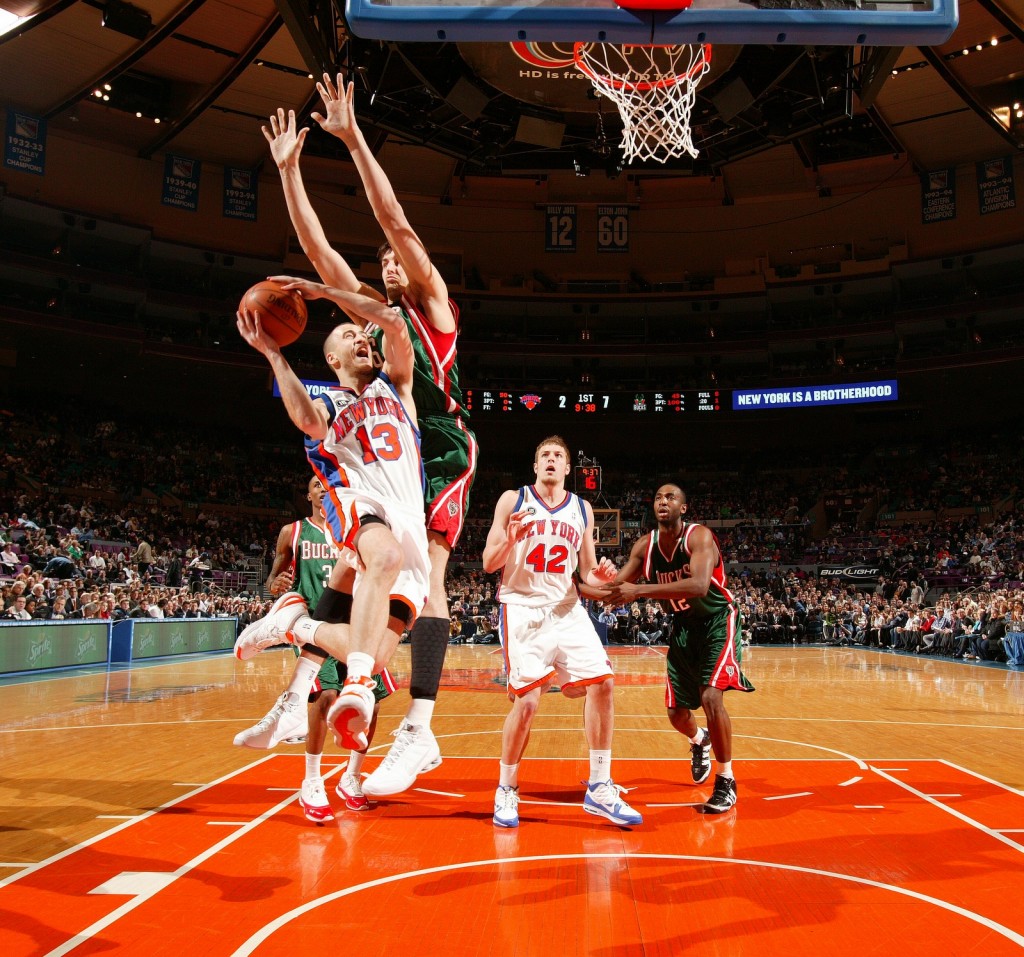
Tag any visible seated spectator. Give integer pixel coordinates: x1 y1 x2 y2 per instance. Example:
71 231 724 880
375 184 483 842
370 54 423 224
5 595 32 620
1 543 19 575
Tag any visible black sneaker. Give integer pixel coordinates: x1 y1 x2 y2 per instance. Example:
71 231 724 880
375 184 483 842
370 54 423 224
690 730 712 784
699 774 737 814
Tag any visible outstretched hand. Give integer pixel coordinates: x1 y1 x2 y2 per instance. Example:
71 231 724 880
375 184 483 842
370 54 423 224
267 275 326 301
262 108 308 170
311 73 358 144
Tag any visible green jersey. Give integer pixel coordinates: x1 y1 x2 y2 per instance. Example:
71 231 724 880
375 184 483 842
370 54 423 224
288 518 340 607
642 523 736 618
372 295 467 419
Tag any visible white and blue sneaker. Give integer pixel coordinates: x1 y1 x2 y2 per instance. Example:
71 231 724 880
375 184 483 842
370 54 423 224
493 785 520 828
583 780 643 827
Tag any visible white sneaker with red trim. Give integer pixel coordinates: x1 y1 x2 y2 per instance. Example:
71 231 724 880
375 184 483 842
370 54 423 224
233 592 308 661
298 777 334 824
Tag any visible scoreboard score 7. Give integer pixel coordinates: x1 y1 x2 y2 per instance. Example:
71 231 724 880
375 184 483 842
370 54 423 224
575 466 602 494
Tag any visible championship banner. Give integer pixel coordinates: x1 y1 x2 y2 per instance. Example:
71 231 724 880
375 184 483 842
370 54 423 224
921 167 955 224
223 166 258 221
4 110 46 176
161 153 201 211
545 204 576 252
976 156 1016 216
818 565 881 582
596 205 629 252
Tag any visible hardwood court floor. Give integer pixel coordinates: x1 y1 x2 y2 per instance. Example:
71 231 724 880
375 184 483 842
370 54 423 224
1 645 1022 956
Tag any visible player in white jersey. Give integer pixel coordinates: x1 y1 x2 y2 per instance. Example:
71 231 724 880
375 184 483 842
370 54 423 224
235 284 429 754
482 435 642 829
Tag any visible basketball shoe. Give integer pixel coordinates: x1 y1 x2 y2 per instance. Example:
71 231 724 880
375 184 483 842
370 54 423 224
699 775 737 814
362 721 442 797
493 785 520 828
327 677 377 750
232 691 308 749
233 592 307 660
336 771 372 811
690 729 712 784
583 780 643 827
298 777 334 824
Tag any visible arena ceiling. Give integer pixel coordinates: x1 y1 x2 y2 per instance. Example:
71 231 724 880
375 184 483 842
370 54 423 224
1 0 1022 186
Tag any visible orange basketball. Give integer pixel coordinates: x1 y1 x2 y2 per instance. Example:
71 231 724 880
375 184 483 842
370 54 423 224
241 280 308 346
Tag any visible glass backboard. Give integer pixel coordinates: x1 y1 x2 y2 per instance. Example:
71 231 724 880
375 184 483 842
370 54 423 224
344 0 959 46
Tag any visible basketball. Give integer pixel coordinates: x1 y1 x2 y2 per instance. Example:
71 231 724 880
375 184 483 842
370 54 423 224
240 280 307 346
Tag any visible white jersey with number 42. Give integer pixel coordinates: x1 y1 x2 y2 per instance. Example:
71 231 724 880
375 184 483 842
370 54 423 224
499 485 588 608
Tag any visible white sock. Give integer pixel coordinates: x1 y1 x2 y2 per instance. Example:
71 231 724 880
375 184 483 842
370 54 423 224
304 752 322 780
688 728 708 746
347 751 366 777
346 651 375 681
589 749 612 783
406 698 435 728
499 762 519 788
286 656 320 699
717 760 733 779
290 616 322 646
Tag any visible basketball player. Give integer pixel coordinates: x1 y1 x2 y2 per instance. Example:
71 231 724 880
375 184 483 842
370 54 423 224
258 76 478 796
234 288 429 761
602 483 754 814
482 435 642 829
233 475 396 820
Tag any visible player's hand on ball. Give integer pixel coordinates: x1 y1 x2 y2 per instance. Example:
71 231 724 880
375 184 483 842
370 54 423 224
267 275 324 301
236 307 280 355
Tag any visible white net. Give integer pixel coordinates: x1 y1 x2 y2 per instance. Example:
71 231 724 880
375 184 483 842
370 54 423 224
574 43 712 164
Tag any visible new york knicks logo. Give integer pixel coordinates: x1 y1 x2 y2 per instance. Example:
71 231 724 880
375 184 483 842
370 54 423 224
520 393 543 411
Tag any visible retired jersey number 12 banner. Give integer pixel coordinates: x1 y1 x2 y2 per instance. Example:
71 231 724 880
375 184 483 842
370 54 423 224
545 205 576 252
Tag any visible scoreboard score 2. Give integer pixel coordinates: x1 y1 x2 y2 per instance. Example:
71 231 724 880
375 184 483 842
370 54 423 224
575 465 602 493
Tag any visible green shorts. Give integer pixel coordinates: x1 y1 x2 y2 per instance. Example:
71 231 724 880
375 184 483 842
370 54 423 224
666 605 755 711
293 647 395 702
420 413 477 549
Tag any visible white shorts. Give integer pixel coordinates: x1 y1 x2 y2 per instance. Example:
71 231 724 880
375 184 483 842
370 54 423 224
323 489 429 625
500 595 613 696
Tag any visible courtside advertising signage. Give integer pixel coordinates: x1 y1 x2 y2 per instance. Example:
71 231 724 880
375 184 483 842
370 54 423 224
732 380 898 411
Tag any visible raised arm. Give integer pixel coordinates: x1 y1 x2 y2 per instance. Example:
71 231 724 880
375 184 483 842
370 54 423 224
236 306 329 440
312 75 454 332
482 490 528 574
263 107 383 302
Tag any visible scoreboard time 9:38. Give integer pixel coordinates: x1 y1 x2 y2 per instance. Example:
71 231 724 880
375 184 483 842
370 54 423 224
463 390 724 415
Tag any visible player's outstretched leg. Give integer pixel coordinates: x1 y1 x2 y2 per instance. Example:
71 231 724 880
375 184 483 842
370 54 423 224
234 592 308 660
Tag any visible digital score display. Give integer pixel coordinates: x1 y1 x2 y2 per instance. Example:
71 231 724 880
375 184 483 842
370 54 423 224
463 390 726 415
575 466 602 494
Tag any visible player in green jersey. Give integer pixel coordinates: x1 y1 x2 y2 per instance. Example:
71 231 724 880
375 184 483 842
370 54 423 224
603 483 754 814
233 476 395 822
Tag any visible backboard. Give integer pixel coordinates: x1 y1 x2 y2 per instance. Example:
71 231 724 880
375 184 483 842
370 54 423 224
344 0 959 47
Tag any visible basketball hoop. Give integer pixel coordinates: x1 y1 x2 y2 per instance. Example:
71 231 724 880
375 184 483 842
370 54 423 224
573 42 712 164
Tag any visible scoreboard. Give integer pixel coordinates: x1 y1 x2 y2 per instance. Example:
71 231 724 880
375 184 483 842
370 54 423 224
463 390 725 415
